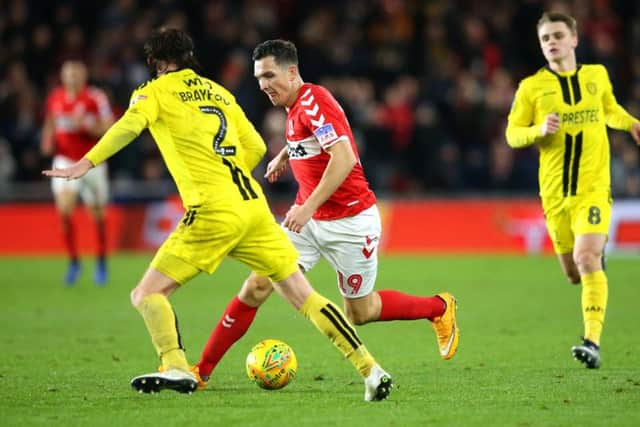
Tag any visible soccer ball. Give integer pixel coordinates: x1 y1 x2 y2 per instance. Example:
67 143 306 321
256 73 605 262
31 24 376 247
246 339 297 390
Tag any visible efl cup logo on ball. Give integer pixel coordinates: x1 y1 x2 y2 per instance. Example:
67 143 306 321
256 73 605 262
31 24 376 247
246 339 297 390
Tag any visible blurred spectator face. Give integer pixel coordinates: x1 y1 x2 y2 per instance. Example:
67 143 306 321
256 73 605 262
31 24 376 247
254 56 297 107
538 21 577 64
60 61 87 93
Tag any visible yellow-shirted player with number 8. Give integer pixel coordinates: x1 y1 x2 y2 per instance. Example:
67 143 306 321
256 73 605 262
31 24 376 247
506 12 640 369
43 28 392 400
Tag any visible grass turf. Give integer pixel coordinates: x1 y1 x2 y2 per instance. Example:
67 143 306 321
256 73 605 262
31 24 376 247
1 254 639 426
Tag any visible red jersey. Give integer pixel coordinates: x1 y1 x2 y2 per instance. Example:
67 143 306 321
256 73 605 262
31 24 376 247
286 83 376 220
45 86 113 160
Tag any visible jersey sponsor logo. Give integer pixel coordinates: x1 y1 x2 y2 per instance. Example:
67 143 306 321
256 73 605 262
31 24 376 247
286 136 321 159
287 142 309 158
560 109 599 125
313 123 338 145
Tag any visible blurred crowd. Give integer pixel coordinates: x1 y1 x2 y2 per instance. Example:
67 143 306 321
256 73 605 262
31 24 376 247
1 0 640 199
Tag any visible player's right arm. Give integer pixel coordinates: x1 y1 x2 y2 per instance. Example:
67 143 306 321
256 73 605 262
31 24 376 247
506 81 558 148
264 146 289 183
83 86 158 167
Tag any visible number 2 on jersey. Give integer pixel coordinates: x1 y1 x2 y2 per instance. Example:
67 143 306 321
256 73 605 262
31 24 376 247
199 105 236 156
200 105 257 200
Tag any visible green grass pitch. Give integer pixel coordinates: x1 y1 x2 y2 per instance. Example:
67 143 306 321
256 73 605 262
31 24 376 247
1 254 639 426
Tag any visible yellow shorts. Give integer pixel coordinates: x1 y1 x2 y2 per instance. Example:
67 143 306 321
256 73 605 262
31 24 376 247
542 191 612 254
151 200 299 285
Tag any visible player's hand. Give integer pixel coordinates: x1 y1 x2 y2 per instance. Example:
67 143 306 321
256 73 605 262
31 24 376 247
264 155 288 183
630 122 640 145
283 204 313 233
541 113 560 136
42 158 94 180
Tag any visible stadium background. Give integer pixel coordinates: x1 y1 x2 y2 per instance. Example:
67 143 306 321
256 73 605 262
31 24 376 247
1 0 639 254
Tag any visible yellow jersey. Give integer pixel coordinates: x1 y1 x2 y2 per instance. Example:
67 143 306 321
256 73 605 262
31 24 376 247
506 64 638 198
85 68 267 208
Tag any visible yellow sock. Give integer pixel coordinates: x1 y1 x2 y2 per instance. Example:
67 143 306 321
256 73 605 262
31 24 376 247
135 293 189 371
581 270 608 346
300 291 376 377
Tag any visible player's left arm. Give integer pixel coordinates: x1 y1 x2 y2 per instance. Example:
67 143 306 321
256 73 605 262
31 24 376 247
283 138 356 233
600 66 640 144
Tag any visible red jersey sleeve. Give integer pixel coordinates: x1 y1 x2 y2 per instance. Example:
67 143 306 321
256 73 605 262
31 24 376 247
297 85 351 150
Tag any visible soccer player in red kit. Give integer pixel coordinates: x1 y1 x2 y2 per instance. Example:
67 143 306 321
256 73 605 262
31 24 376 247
192 40 459 388
41 60 114 285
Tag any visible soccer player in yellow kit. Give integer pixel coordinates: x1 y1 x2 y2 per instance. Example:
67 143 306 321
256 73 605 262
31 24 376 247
43 28 392 400
506 12 640 369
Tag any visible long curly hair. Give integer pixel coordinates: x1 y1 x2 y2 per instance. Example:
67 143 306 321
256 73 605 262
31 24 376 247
144 28 201 76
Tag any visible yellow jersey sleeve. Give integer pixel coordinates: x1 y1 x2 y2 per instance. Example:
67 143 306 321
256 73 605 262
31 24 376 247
506 81 542 148
84 84 155 165
599 66 638 131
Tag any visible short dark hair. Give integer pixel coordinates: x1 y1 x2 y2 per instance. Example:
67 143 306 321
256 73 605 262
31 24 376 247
537 12 577 35
252 39 298 66
144 28 200 74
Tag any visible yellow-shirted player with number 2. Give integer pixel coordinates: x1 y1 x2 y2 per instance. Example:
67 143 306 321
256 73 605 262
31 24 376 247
506 12 640 369
43 28 392 401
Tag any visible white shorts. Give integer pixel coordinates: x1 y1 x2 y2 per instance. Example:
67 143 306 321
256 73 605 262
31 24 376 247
285 204 381 299
51 155 109 206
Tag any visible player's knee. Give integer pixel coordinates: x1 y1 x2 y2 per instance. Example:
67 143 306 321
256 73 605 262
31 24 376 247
58 205 74 218
130 286 146 307
573 251 600 273
239 275 272 307
88 205 105 220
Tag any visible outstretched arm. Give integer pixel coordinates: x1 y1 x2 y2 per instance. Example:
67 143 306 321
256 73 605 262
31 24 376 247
42 109 148 180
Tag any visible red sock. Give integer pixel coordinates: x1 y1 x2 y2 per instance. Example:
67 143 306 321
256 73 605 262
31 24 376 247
377 290 446 321
96 217 106 259
197 296 258 377
62 216 78 261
